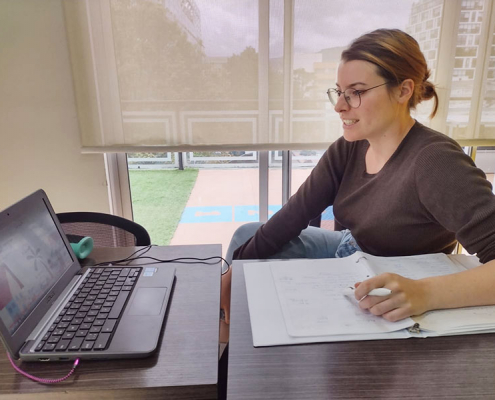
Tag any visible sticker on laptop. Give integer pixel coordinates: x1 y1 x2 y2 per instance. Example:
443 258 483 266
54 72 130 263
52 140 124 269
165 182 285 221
143 267 157 277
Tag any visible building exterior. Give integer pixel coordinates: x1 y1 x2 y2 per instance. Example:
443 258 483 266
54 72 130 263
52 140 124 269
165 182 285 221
405 0 491 82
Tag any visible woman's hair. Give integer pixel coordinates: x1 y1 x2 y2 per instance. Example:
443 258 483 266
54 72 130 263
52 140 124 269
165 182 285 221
341 29 438 118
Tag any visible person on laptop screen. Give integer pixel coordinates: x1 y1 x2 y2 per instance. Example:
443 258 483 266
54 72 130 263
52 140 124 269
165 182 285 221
222 29 495 325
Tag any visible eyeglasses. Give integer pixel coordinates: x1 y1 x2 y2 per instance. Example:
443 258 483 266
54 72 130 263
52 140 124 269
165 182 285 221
326 82 390 108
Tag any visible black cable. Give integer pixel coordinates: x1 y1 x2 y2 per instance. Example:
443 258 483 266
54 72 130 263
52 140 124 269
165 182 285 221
123 245 153 261
93 245 153 266
124 245 153 265
113 255 229 266
94 254 230 269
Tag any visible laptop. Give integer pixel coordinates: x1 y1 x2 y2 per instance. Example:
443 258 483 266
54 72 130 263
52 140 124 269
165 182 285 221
0 189 175 362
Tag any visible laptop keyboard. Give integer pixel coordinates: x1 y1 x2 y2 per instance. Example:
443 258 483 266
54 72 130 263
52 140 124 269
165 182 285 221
35 267 141 353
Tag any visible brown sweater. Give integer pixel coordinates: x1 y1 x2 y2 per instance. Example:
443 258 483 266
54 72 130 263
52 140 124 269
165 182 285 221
234 122 495 264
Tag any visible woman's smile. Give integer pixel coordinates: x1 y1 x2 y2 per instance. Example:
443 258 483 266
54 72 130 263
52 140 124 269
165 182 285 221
342 119 359 128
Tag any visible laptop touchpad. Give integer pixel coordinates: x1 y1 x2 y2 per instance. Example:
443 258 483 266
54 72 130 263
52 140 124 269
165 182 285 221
128 287 168 316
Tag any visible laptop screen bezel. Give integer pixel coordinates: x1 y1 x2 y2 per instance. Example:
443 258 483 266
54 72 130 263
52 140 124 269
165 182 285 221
0 189 82 358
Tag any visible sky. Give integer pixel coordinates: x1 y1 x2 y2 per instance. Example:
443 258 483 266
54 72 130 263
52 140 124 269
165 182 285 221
195 0 416 58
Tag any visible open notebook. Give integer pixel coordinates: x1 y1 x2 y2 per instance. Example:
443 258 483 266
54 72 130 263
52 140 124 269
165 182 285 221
243 251 489 347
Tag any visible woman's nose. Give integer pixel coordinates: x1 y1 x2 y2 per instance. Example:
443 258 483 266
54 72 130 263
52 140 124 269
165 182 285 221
334 94 349 113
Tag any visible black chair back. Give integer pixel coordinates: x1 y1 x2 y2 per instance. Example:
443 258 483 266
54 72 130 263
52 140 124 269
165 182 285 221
57 212 151 247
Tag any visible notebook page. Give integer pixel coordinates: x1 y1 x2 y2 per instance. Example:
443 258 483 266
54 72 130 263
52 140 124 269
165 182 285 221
243 262 412 347
448 254 481 271
270 253 414 337
363 253 466 279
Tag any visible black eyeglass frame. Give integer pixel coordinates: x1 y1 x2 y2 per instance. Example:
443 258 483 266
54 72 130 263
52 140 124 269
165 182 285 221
326 82 390 108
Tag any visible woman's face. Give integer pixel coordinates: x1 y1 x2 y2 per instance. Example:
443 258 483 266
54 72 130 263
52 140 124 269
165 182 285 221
334 60 400 142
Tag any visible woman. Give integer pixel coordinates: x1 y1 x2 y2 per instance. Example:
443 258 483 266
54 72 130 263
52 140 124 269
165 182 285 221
221 28 495 325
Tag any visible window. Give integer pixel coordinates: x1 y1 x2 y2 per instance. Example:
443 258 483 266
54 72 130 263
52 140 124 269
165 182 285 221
65 0 495 251
456 47 477 57
459 23 481 34
128 151 263 251
457 35 468 46
123 0 449 248
460 11 470 22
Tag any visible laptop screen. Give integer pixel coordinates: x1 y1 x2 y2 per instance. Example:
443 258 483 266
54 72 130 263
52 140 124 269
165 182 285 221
0 199 73 335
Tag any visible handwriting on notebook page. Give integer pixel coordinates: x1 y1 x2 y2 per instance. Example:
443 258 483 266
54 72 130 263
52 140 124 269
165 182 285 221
269 255 414 337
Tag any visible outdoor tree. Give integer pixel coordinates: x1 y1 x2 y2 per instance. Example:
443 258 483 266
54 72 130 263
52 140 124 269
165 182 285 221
110 1 315 103
224 46 259 100
111 0 204 100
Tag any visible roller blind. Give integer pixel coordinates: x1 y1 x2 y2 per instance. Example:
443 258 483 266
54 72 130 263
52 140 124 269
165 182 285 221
63 0 495 152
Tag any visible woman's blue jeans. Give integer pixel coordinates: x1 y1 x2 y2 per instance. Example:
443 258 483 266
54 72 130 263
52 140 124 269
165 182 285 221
224 222 361 272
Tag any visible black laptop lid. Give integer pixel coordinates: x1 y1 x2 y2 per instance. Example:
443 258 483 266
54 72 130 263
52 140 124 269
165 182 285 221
0 190 81 358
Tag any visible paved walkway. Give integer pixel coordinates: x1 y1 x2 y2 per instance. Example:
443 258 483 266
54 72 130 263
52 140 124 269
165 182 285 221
170 168 334 257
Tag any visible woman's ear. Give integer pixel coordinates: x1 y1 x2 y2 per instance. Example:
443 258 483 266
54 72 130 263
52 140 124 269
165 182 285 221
397 79 414 104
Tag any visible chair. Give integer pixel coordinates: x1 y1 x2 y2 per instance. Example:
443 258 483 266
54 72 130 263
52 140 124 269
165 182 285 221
56 212 151 247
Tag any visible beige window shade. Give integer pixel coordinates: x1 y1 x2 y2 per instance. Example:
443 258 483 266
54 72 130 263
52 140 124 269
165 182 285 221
63 0 495 153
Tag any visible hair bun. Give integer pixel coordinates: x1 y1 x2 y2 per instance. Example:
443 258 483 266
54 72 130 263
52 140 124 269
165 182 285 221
422 81 436 101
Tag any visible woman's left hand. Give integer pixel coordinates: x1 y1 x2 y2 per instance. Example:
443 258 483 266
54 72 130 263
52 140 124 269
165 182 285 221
354 273 432 322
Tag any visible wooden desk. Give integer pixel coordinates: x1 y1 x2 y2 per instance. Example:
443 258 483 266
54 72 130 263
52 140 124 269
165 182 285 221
227 260 495 399
0 245 221 399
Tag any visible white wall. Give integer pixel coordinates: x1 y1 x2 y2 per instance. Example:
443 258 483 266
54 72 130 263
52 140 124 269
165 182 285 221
0 0 109 213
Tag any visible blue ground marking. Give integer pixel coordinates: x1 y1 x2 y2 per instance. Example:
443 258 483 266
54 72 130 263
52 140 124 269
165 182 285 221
234 205 282 222
322 206 334 220
180 204 298 224
269 205 282 218
180 206 232 223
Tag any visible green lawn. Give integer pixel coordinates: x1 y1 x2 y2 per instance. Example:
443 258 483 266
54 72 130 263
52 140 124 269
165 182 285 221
129 169 199 245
